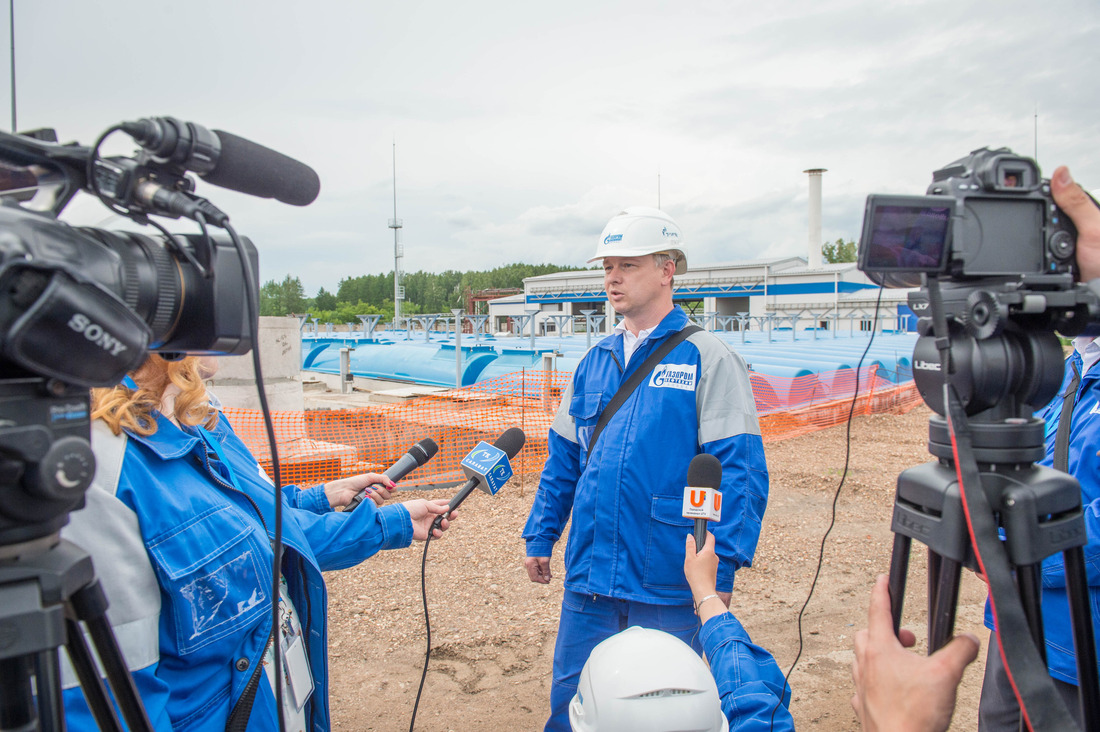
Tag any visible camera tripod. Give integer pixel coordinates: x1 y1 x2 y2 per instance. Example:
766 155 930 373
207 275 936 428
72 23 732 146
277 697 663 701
887 284 1100 731
0 534 153 732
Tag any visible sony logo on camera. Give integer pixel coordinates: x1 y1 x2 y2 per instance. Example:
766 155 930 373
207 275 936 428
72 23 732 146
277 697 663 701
67 312 129 357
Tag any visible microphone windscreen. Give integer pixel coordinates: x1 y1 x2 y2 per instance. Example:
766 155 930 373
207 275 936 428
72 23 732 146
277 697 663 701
416 438 440 464
494 427 526 459
686 453 722 489
207 130 321 206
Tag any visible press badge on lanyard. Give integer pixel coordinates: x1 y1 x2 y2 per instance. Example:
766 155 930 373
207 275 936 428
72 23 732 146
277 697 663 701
263 577 314 729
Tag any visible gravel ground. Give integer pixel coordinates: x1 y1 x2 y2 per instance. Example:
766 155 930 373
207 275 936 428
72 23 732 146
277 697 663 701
325 404 992 731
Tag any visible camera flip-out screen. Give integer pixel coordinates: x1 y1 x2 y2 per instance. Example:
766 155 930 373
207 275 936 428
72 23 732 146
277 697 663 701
859 195 953 274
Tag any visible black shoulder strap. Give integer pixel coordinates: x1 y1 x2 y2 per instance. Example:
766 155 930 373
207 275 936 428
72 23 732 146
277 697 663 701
1053 358 1081 472
584 325 702 467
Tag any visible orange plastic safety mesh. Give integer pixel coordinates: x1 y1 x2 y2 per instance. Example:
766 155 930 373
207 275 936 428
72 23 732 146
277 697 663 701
222 368 922 489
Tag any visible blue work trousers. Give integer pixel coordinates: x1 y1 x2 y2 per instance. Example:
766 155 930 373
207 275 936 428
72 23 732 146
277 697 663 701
545 589 701 732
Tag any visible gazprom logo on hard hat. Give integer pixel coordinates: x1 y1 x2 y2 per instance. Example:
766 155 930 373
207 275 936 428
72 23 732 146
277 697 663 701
662 227 679 238
603 233 623 245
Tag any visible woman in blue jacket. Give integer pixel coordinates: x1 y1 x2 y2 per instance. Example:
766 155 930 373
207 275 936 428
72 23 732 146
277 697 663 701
60 355 454 731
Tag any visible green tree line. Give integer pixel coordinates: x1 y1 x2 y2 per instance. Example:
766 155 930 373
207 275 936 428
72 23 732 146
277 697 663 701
260 262 588 323
822 238 857 263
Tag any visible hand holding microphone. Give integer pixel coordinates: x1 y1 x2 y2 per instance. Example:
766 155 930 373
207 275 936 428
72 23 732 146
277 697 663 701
344 438 439 512
682 453 722 552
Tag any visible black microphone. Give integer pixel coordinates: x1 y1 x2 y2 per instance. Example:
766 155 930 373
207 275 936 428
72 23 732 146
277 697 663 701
432 427 526 531
345 438 439 512
682 453 722 552
121 116 321 206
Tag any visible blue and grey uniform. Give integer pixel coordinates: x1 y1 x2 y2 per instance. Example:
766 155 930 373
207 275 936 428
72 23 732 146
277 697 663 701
1034 348 1100 685
980 346 1100 730
61 412 413 732
524 305 769 731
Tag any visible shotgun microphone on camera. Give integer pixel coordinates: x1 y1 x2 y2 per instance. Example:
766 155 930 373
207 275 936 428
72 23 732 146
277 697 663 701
346 438 439 512
121 116 321 205
682 453 722 551
432 427 526 530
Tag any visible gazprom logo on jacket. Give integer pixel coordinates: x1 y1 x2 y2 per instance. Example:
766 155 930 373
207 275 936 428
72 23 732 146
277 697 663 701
603 233 623 245
649 363 697 391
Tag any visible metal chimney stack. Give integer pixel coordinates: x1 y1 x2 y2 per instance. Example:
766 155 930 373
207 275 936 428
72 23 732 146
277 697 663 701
804 168 827 268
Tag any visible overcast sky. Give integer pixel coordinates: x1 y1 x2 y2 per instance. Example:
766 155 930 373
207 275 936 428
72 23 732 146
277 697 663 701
10 0 1099 294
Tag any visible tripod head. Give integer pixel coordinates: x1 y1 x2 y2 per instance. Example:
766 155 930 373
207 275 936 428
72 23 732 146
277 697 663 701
0 377 96 548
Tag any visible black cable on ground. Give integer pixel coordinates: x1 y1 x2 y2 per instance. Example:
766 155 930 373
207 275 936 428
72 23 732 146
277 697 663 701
767 287 884 728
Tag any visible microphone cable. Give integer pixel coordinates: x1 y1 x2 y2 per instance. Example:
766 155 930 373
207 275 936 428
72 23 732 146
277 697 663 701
225 218 289 732
767 286 884 729
409 530 436 732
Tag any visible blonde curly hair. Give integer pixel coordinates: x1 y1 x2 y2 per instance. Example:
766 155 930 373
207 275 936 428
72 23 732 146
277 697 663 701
91 355 218 436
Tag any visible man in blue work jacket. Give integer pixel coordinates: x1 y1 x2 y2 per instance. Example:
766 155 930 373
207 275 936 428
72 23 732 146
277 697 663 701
522 206 770 732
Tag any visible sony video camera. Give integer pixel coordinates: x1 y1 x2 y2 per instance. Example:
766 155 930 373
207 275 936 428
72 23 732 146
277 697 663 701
0 117 317 544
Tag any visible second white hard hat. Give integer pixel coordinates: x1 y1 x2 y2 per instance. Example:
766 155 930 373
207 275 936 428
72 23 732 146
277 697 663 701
589 207 687 275
568 626 728 732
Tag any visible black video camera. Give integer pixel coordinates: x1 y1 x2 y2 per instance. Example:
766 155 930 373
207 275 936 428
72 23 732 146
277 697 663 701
0 117 316 544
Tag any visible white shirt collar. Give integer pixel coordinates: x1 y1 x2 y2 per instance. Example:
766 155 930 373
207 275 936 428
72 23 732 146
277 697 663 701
1074 336 1100 375
613 321 656 366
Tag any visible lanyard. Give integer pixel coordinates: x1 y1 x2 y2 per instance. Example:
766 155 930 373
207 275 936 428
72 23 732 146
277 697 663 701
196 426 248 494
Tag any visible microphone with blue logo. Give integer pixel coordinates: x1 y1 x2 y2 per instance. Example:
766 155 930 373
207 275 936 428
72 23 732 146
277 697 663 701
682 453 722 551
431 427 526 531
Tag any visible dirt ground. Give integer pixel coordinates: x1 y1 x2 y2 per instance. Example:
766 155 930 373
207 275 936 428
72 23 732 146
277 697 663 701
325 404 992 731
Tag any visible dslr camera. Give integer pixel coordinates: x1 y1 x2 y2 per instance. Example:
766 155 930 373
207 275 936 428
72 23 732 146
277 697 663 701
859 146 1078 289
858 147 1099 416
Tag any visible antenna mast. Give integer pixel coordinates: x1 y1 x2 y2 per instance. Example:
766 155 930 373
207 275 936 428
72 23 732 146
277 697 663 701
388 140 404 329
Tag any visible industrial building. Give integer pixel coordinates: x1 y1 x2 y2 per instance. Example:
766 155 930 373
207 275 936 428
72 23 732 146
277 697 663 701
489 169 914 337
489 252 914 337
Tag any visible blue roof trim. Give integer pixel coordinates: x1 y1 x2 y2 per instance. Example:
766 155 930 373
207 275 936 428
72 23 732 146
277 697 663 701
525 280 879 304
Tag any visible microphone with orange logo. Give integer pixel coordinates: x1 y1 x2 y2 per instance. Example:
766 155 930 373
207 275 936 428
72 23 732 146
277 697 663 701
682 453 723 551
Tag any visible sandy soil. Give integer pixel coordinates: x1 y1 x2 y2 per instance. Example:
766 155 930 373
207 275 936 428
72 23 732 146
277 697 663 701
325 405 992 731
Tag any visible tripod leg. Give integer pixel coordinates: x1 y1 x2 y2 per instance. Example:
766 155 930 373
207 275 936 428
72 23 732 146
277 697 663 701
1063 547 1100 731
928 548 942 631
64 616 124 732
70 581 153 732
929 555 961 654
0 656 37 732
1015 563 1047 665
888 532 911 636
32 650 64 732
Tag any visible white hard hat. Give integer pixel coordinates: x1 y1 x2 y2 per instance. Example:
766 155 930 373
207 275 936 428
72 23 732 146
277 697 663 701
569 626 728 732
589 207 688 275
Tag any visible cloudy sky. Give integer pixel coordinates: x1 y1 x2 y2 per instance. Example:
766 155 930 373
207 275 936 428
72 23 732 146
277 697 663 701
9 0 1099 294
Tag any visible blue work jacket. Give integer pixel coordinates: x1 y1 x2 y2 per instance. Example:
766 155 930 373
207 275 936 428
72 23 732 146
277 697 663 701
701 614 793 730
981 349 1100 685
1026 351 1100 685
61 412 412 731
524 307 769 603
